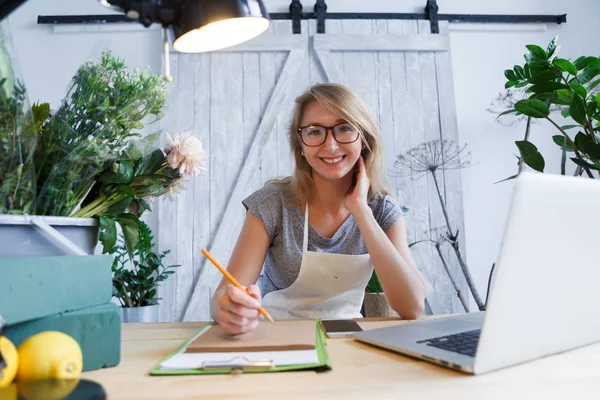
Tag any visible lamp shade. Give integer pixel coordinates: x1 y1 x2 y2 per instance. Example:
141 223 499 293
172 0 270 53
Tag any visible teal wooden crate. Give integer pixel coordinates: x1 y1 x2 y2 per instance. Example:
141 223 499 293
0 255 112 324
5 303 121 371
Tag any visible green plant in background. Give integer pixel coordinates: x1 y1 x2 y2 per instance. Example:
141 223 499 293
0 18 38 216
0 78 37 214
111 220 180 308
1 50 208 258
500 37 600 178
34 51 168 217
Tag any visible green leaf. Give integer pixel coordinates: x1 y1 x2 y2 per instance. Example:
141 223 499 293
496 109 518 119
31 103 50 124
526 44 548 60
552 58 577 75
117 214 141 259
408 240 437 248
569 81 587 98
587 101 597 118
577 65 600 85
586 78 600 92
505 69 518 81
114 161 135 184
366 270 384 293
514 65 526 79
528 60 552 72
505 80 518 89
527 70 562 84
552 135 574 152
134 184 168 197
106 197 132 216
596 93 600 110
130 174 164 187
569 95 587 125
554 89 574 106
515 140 545 172
570 157 600 171
561 109 571 118
99 216 117 254
584 142 600 160
546 37 558 59
117 184 135 197
574 131 593 153
527 82 567 93
560 124 581 131
573 56 598 70
138 197 152 213
136 149 165 175
514 99 550 118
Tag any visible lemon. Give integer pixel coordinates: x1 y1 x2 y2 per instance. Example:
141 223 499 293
17 331 82 382
0 382 17 400
0 336 18 388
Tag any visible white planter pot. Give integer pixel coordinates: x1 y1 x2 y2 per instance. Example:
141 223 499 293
363 293 399 318
121 305 159 323
0 215 99 258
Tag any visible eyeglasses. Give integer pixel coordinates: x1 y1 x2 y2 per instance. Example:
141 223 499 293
297 123 360 147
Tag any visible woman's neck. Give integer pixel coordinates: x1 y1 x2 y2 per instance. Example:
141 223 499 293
310 173 352 213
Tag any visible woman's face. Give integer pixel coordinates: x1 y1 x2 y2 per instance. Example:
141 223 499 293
298 101 363 183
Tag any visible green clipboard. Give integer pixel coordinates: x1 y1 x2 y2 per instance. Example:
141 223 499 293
150 320 331 375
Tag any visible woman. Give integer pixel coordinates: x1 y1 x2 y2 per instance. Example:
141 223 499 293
210 83 426 335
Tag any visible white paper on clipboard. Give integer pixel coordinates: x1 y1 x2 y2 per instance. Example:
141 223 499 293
159 349 319 370
159 326 319 371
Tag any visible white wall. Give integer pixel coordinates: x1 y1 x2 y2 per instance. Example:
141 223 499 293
8 0 600 309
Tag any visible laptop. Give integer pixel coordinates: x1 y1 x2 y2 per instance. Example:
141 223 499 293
353 172 600 374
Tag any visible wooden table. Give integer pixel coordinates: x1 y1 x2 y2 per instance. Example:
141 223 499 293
84 318 600 399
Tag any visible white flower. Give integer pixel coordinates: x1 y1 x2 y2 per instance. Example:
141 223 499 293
165 131 208 176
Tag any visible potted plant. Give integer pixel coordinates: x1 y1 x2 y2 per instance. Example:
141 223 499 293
498 37 600 179
0 49 170 257
111 220 180 323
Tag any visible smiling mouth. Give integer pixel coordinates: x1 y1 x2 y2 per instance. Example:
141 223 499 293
320 155 346 165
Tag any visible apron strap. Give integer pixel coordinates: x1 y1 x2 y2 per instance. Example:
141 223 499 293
303 203 309 253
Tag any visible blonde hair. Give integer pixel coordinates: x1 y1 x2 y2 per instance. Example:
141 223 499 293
270 83 390 205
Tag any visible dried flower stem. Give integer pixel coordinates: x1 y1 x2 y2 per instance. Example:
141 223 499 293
434 242 470 312
430 170 485 310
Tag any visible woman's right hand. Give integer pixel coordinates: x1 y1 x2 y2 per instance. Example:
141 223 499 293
217 284 262 335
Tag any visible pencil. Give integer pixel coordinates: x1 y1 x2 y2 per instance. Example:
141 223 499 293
201 248 275 323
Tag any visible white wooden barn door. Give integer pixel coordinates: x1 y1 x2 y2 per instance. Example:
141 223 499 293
158 20 467 322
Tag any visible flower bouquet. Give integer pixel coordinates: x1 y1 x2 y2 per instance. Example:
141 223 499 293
1 50 207 256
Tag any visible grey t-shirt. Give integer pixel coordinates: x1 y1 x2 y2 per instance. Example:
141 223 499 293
242 183 404 297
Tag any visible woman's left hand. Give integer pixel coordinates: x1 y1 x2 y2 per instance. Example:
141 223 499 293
344 157 370 215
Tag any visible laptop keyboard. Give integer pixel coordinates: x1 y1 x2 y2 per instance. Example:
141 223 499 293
416 329 481 357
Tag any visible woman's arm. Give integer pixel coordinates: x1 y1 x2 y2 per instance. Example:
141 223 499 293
209 211 270 333
345 157 426 319
353 210 426 319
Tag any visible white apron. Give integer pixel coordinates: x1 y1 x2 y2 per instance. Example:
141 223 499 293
262 204 374 319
